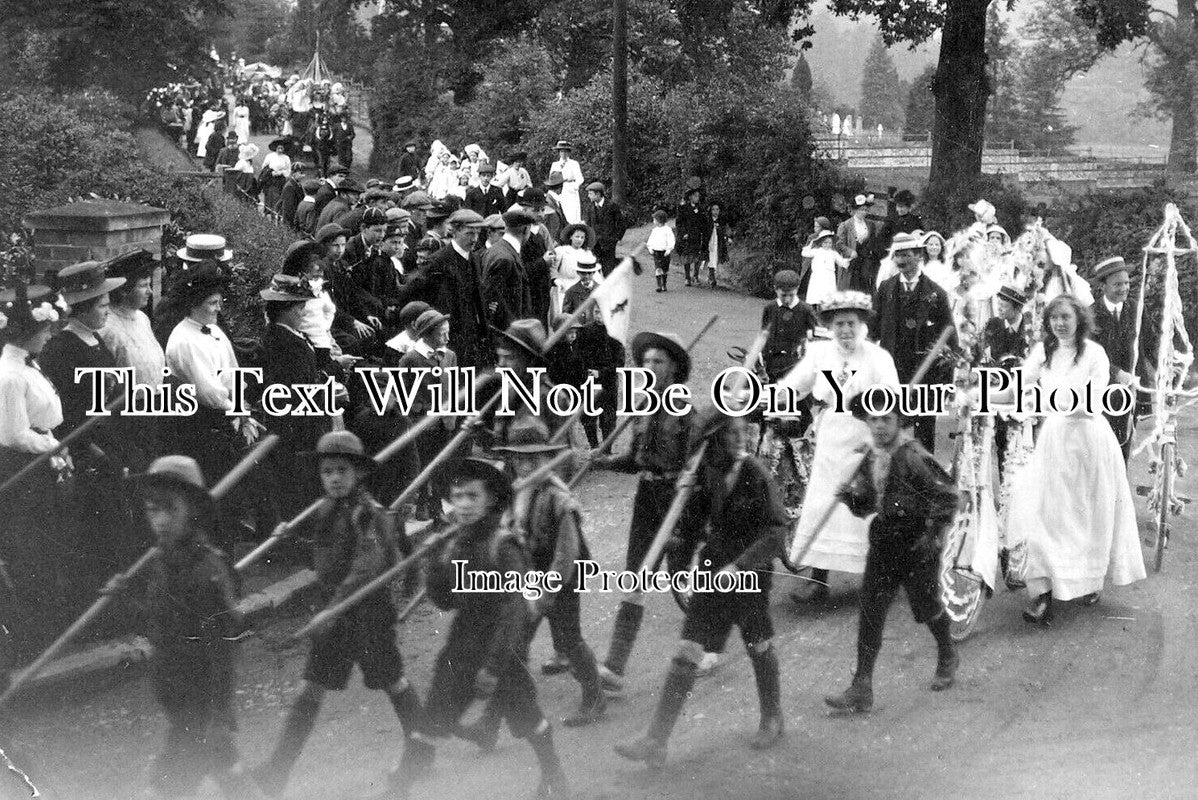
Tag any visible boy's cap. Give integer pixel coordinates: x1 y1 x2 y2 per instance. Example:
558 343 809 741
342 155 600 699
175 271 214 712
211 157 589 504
399 300 432 328
131 455 211 503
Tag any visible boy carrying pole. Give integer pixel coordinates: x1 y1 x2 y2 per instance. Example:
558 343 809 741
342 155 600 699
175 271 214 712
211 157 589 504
252 431 433 797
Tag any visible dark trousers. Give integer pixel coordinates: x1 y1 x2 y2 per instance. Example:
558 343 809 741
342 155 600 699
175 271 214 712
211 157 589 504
652 252 671 276
624 477 677 572
423 640 543 740
856 530 943 675
534 580 584 655
912 414 936 455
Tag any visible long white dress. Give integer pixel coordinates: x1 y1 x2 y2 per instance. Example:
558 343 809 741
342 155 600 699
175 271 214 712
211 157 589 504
801 246 847 307
554 156 584 224
233 104 251 143
778 337 901 573
1007 341 1145 600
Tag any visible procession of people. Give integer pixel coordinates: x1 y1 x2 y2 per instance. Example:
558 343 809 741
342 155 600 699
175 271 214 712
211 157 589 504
0 132 1166 800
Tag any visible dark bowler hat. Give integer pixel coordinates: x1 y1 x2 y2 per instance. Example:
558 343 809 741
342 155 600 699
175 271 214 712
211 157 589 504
439 457 512 507
412 308 450 340
1092 256 1129 283
894 189 917 205
131 455 213 506
632 331 691 384
519 188 547 209
544 171 565 189
399 300 431 329
491 416 568 454
849 386 912 427
503 208 537 228
492 318 548 363
996 285 1028 307
56 260 126 305
307 430 376 471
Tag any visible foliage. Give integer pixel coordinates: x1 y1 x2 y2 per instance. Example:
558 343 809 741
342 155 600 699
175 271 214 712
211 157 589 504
0 0 230 97
791 52 813 103
859 38 904 130
1139 0 1197 172
918 173 1030 242
456 37 561 149
903 65 937 137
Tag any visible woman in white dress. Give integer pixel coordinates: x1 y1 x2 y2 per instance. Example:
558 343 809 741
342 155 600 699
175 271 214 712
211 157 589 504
778 291 901 602
551 140 584 224
996 294 1145 623
801 230 847 309
233 97 251 143
551 223 596 316
194 106 225 158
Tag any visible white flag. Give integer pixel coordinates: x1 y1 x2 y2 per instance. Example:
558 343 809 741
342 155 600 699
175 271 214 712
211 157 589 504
592 259 634 346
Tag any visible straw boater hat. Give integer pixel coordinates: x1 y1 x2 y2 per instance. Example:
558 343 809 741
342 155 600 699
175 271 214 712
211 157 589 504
440 457 512 507
574 252 600 273
819 290 872 322
1092 256 1129 283
177 233 233 262
393 175 416 192
307 430 376 471
490 416 568 454
412 309 450 340
996 285 1028 307
55 261 126 305
554 140 573 151
492 319 548 364
889 232 926 253
632 331 691 383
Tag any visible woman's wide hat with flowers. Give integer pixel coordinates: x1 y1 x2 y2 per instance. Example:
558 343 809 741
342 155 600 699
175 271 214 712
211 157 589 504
819 290 873 317
0 282 69 338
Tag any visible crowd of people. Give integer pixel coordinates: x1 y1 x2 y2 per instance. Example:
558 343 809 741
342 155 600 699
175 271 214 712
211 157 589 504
0 152 1156 798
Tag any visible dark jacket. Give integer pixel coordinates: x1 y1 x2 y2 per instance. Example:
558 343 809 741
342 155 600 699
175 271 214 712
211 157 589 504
608 406 694 477
421 243 489 367
761 300 818 382
465 184 507 218
398 150 422 182
874 272 956 385
522 229 552 324
1091 300 1137 383
841 437 959 543
310 487 403 605
261 323 333 454
277 176 305 228
479 238 531 330
675 200 711 259
982 316 1030 365
584 199 628 263
685 454 788 574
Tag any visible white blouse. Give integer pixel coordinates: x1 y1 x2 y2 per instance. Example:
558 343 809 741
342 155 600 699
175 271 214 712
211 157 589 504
165 317 238 411
0 344 64 454
101 305 166 386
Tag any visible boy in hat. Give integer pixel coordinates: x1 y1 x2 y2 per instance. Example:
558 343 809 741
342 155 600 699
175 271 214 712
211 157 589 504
398 309 456 520
457 417 606 752
562 255 625 447
646 209 676 292
983 285 1030 479
1090 256 1137 461
415 457 569 799
615 410 788 769
824 388 961 714
102 456 253 798
582 181 627 276
592 331 695 689
253 431 432 797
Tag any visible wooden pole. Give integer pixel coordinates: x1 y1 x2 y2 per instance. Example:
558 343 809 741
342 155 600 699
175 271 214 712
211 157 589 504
0 434 280 707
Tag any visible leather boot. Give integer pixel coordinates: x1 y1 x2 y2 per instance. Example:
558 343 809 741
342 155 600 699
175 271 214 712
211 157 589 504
252 691 321 797
387 683 422 735
603 601 644 687
748 647 784 749
613 658 696 769
529 724 570 799
456 701 502 752
928 613 959 691
824 673 873 713
707 267 717 288
661 273 668 292
563 642 607 727
684 264 693 286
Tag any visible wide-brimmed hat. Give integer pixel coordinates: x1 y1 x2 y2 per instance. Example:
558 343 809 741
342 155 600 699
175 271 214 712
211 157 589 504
492 318 548 363
131 454 212 503
544 171 565 189
101 249 157 284
55 261 126 305
554 140 573 151
1092 256 1129 283
439 457 512 507
490 416 568 454
519 188 547 210
268 137 289 151
811 230 835 245
507 150 528 163
168 260 227 307
0 284 65 338
412 309 450 340
260 273 318 302
574 251 600 273
996 285 1028 307
559 223 596 249
819 290 872 321
889 232 926 253
308 430 376 470
177 233 233 262
632 331 691 383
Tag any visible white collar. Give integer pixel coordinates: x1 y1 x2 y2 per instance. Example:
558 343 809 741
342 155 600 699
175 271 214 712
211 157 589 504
503 232 523 252
451 239 471 260
777 297 799 309
414 339 436 358
1104 296 1123 314
900 270 922 287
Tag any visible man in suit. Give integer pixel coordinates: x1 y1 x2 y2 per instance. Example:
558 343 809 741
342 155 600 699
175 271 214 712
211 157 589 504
277 160 314 229
874 232 956 454
480 209 535 331
333 112 355 170
1090 256 1138 461
420 209 491 367
312 165 349 221
583 181 628 276
397 141 422 185
466 163 508 218
836 194 883 294
879 188 924 251
518 189 554 326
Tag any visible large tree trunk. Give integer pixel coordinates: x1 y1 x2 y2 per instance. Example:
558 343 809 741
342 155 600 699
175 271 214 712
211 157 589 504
927 0 992 201
612 0 629 205
1167 0 1197 174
